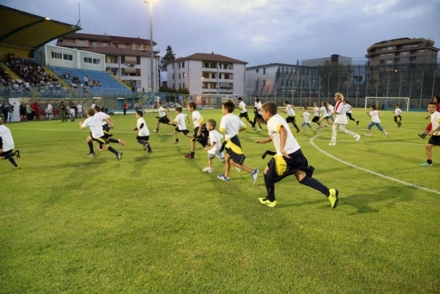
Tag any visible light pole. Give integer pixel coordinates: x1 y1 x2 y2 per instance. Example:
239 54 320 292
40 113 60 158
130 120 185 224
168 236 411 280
144 0 155 95
201 76 204 95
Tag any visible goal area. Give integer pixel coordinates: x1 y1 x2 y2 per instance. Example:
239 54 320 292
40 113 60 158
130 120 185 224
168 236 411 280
364 97 410 112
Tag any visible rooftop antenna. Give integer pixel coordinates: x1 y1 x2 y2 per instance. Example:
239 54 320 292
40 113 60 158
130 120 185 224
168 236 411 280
76 3 81 27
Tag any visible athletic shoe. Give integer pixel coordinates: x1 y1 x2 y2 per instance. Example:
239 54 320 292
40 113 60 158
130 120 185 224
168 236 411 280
184 153 194 159
13 166 21 170
419 162 432 167
117 152 123 161
15 150 21 160
256 128 262 131
154 129 158 133
97 145 102 151
296 130 301 133
174 141 179 144
235 167 242 172
202 167 213 173
217 174 230 181
143 143 149 151
259 197 277 208
118 139 126 146
328 188 339 209
418 133 427 139
356 121 359 125
365 133 371 136
385 133 389 138
251 169 259 184
355 134 361 141
147 149 153 153
87 153 96 157
329 142 336 146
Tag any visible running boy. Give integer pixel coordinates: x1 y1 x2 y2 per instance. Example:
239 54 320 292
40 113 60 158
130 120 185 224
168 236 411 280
301 107 316 134
252 96 264 130
0 117 21 170
281 100 301 133
237 97 253 126
132 110 152 153
154 101 173 133
394 104 402 128
329 93 361 146
79 108 122 160
217 101 259 183
255 101 338 208
173 106 191 144
366 104 389 137
94 105 125 151
184 102 209 159
202 119 225 173
419 102 440 167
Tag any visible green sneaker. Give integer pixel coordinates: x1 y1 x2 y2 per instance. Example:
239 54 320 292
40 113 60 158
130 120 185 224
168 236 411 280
328 189 339 209
259 197 277 208
419 162 432 167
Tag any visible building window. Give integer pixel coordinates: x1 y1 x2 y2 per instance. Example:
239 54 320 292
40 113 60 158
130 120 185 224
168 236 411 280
63 54 73 61
387 46 393 51
256 68 259 73
182 62 185 68
93 58 101 64
78 40 86 46
135 44 141 50
102 42 108 47
125 43 131 48
386 59 392 64
84 57 92 63
263 68 266 75
51 52 62 59
402 51 408 56
419 49 425 53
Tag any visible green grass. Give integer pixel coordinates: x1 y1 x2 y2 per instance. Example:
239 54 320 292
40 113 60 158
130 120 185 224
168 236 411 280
1 108 439 293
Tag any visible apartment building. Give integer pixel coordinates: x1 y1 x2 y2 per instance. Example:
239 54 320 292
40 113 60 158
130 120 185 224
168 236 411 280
56 32 158 92
166 52 246 96
302 54 352 67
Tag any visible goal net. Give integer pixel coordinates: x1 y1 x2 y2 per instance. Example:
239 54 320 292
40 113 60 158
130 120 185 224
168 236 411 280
365 97 410 112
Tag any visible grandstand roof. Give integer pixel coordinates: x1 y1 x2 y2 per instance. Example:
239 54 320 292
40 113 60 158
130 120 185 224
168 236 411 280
0 5 81 49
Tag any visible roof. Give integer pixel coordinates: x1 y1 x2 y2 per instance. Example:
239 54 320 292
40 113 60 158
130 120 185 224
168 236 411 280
0 5 81 49
58 32 156 47
84 47 158 58
172 53 247 64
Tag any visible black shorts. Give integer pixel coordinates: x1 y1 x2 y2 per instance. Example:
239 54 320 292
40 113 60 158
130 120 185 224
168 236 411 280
158 116 170 124
225 135 246 165
175 127 189 135
286 116 296 123
239 112 249 119
192 125 208 147
428 136 440 146
136 135 150 141
312 116 320 123
92 135 108 145
102 123 110 132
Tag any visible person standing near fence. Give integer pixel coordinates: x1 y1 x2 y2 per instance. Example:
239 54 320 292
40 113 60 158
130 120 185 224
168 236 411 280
59 101 67 122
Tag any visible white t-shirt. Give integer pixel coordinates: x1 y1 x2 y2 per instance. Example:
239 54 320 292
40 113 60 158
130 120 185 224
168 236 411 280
191 111 203 129
369 110 381 123
345 103 352 113
321 106 330 117
208 129 223 155
0 125 14 151
94 111 110 126
431 111 440 136
158 106 166 118
219 113 245 141
255 101 262 114
175 113 188 130
266 114 301 155
77 104 82 113
394 108 402 116
333 100 347 124
47 104 53 113
328 104 334 115
302 111 310 123
82 115 104 138
238 101 247 113
137 117 150 136
314 106 320 117
286 104 295 117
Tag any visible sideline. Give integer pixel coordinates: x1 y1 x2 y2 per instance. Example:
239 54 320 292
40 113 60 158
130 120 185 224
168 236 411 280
309 135 440 195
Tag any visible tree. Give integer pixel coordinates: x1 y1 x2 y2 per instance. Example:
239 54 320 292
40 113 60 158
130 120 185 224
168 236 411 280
158 45 176 89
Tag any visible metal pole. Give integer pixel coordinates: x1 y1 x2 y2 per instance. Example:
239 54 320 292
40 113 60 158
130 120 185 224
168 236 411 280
146 1 155 94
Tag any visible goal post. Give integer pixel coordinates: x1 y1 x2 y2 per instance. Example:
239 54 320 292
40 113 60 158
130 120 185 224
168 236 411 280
365 97 410 112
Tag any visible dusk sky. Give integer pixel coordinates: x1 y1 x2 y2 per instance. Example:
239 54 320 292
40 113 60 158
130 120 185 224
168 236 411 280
3 0 440 66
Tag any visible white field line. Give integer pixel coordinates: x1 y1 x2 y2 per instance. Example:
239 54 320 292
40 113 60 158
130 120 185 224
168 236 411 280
309 136 440 195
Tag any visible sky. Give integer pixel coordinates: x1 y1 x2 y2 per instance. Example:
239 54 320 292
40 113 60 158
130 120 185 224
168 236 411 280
2 0 440 66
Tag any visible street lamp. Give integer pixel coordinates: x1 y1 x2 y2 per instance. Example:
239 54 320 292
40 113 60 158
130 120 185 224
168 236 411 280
144 0 155 95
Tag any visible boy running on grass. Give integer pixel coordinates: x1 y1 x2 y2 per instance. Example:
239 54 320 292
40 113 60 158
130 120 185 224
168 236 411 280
79 108 122 161
217 101 259 183
0 117 21 170
419 102 440 167
184 102 209 159
173 106 191 144
202 119 225 173
255 101 338 208
94 105 125 151
132 110 152 153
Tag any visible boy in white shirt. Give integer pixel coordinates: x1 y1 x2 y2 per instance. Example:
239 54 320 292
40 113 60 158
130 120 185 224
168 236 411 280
255 101 338 208
301 107 316 134
154 101 173 133
281 100 300 133
0 117 21 170
217 101 259 183
173 106 191 144
79 108 122 160
419 102 440 167
366 104 389 137
132 110 152 153
237 97 253 126
394 104 402 128
202 119 225 173
184 102 209 159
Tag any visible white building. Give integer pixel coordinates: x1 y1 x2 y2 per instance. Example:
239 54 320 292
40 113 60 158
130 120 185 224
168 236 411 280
166 52 247 96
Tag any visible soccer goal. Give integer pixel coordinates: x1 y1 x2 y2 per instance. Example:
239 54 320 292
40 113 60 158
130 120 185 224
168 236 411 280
365 97 410 112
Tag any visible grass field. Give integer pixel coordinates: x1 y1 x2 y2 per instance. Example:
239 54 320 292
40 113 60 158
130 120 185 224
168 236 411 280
1 107 439 293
